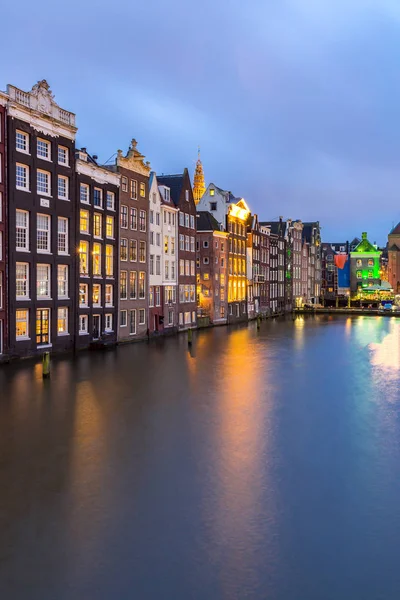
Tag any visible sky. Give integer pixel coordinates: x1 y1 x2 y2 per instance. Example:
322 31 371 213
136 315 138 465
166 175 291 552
3 0 400 244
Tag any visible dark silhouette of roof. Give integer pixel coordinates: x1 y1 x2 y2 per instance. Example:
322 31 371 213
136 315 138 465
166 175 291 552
390 222 400 235
259 220 285 235
196 211 221 231
157 173 185 207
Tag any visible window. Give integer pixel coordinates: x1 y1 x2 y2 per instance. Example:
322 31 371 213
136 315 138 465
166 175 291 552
106 245 114 276
93 213 102 238
185 260 190 276
149 286 154 307
190 261 195 276
185 214 189 228
16 164 29 190
37 169 51 195
79 315 88 334
130 239 137 262
139 272 145 299
368 259 374 267
185 236 190 251
105 314 113 332
79 241 89 275
190 285 195 302
368 270 373 279
130 207 137 230
16 210 29 250
185 190 189 202
16 309 29 339
203 257 209 264
106 216 114 238
150 231 154 245
210 202 217 212
139 210 146 231
16 263 29 299
93 284 101 306
131 179 137 199
130 271 137 299
179 234 184 250
164 236 169 254
16 130 29 153
356 259 362 268
179 312 183 325
165 260 169 280
139 309 145 325
58 175 69 200
93 243 101 276
94 188 103 208
179 212 184 226
203 273 209 280
80 183 89 204
121 205 128 228
210 188 215 196
171 238 175 255
37 214 51 252
120 238 128 261
106 191 115 211
37 264 50 298
184 311 191 324
191 311 196 323
190 215 195 229
155 286 161 306
140 182 145 197
356 270 362 279
190 237 195 252
139 241 146 263
122 177 128 193
105 285 113 306
80 209 89 234
120 310 127 327
156 213 160 226
58 145 69 166
180 260 184 276
120 271 127 299
326 254 333 261
36 309 50 346
37 138 51 161
57 217 68 254
58 265 68 298
156 232 161 246
130 309 136 335
156 256 161 275
172 261 175 279
150 255 154 275
168 310 174 326
150 210 154 224
57 308 68 335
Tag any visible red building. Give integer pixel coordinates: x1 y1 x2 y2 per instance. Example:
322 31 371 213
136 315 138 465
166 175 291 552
0 95 6 356
196 211 228 324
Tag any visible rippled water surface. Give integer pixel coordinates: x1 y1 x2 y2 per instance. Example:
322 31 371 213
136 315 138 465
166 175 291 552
1 315 400 599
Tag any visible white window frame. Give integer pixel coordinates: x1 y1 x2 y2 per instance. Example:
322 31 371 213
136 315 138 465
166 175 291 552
58 175 69 200
79 283 89 307
105 314 113 332
57 308 69 336
106 191 115 211
37 169 51 196
80 183 90 204
93 283 102 307
37 138 51 161
120 309 128 327
58 145 69 166
57 217 68 255
57 265 68 299
16 209 29 251
79 314 89 335
106 215 114 239
16 309 30 340
16 163 29 191
16 130 29 154
16 262 29 300
37 264 51 299
37 214 51 253
139 308 145 325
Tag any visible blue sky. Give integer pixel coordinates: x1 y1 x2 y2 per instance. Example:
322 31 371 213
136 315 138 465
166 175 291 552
3 0 400 244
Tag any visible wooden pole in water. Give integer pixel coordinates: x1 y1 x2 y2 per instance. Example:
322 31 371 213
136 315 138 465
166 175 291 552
42 352 50 378
188 328 192 346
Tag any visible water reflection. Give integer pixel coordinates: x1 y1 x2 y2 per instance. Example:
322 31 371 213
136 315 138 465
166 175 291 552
369 320 400 386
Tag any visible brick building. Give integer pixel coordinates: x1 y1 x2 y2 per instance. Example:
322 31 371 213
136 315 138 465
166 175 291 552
0 93 6 356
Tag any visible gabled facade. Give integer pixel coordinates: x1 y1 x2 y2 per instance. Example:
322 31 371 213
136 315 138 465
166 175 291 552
159 182 179 332
158 170 197 331
302 222 322 304
247 214 270 318
258 224 270 316
0 92 7 356
75 150 120 348
321 243 337 304
196 211 228 324
6 80 78 358
114 139 150 341
148 173 163 334
350 232 381 294
260 219 286 313
388 223 400 294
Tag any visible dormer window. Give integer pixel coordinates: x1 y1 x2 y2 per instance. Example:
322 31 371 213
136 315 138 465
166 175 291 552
165 188 170 202
185 189 189 202
210 189 215 196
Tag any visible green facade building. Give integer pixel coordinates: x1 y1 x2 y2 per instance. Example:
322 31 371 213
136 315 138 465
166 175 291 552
350 232 381 294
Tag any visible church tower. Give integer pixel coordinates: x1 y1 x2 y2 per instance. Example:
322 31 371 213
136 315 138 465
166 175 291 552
193 148 206 205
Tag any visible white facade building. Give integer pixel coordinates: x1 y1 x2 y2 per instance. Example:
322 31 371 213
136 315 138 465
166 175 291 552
159 184 179 331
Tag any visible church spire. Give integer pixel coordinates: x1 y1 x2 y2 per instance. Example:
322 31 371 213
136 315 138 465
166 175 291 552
193 146 206 205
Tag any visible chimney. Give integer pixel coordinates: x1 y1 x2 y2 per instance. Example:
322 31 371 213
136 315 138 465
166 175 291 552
362 232 367 239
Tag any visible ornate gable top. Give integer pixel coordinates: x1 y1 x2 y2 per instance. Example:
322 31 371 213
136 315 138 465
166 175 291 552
117 138 151 176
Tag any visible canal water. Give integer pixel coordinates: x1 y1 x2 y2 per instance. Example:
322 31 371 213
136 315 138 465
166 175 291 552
1 315 400 599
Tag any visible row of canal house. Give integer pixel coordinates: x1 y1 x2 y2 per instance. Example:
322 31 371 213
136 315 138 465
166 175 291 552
0 78 324 360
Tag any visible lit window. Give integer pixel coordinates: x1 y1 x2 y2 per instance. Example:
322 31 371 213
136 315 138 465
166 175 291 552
130 208 137 230
57 217 68 254
37 139 51 161
120 238 128 261
106 245 113 277
210 188 215 196
79 241 89 275
93 284 101 306
130 271 137 299
37 170 51 195
16 131 29 153
105 284 113 306
140 182 145 197
149 286 154 307
16 163 29 190
155 286 161 306
58 146 69 166
80 210 89 234
16 309 29 339
356 270 362 279
368 259 374 267
16 210 29 250
93 213 102 238
106 216 114 238
139 272 145 299
120 271 127 300
80 183 89 204
36 309 50 345
37 264 51 298
130 239 137 262
16 263 29 299
368 270 373 279
57 308 68 335
356 259 362 267
37 214 51 252
139 241 146 263
93 243 101 276
58 265 68 298
139 210 146 232
106 191 115 210
58 175 69 200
